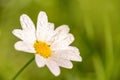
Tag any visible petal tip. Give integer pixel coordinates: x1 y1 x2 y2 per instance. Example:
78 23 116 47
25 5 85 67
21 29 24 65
53 71 60 76
35 54 46 67
78 56 82 62
20 14 27 20
38 11 47 17
12 29 16 35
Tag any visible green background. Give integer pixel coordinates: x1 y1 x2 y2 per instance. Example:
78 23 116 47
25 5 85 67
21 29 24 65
0 0 120 80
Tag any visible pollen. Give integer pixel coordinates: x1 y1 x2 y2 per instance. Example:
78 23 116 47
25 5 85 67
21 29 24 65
34 41 51 58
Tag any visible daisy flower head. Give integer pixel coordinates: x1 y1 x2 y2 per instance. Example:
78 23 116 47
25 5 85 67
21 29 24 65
12 11 82 76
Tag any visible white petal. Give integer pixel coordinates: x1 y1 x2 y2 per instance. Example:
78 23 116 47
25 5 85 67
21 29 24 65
15 14 36 43
46 59 60 76
60 52 82 61
36 11 48 41
63 34 74 45
12 29 36 44
37 11 48 29
52 57 73 69
12 29 23 40
54 25 70 35
35 54 46 67
48 22 54 31
14 41 35 53
51 33 74 49
20 14 35 31
45 22 55 44
67 46 80 55
52 47 82 62
52 25 70 42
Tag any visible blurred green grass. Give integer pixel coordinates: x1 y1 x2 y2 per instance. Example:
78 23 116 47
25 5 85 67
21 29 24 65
0 0 120 80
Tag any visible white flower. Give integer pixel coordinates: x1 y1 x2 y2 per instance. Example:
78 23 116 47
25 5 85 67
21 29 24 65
12 11 82 76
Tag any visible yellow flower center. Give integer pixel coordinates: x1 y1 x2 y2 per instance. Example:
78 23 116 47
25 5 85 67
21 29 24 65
34 41 51 58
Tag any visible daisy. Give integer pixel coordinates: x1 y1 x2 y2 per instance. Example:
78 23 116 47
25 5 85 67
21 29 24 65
12 11 82 76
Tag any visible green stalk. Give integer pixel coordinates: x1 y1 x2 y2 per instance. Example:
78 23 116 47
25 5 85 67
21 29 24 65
103 13 114 80
83 13 94 41
12 57 34 80
93 53 105 80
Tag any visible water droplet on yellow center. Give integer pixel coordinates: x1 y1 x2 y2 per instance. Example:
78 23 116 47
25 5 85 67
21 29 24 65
34 41 51 58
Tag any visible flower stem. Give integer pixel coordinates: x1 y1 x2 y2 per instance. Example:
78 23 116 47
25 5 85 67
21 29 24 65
12 57 34 80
